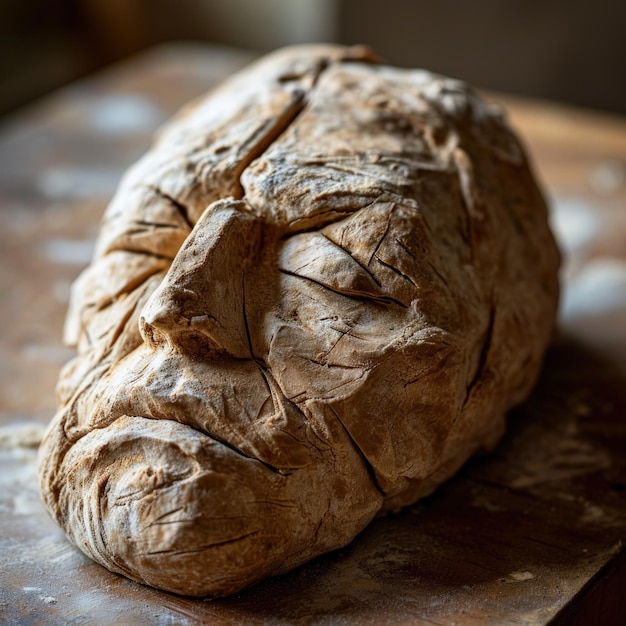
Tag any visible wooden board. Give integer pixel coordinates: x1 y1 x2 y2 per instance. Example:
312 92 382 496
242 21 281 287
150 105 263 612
1 43 625 625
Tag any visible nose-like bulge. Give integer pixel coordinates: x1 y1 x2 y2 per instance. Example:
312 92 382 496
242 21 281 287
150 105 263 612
140 198 262 359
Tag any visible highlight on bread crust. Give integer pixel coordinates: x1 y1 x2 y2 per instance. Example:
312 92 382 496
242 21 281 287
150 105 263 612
38 44 560 597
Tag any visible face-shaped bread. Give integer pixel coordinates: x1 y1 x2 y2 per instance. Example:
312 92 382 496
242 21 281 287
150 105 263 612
38 45 560 597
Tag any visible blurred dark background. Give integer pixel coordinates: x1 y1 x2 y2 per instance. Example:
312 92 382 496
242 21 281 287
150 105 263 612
2 0 626 118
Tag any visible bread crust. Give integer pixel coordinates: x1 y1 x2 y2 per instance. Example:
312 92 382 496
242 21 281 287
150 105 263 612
38 44 560 597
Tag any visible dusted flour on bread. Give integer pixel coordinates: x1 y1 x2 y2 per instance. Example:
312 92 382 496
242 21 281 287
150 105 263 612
38 44 560 597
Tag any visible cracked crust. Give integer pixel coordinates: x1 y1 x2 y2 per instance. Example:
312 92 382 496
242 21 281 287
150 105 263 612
38 44 560 597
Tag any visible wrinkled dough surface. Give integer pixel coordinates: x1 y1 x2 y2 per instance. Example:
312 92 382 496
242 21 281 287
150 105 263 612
38 44 560 597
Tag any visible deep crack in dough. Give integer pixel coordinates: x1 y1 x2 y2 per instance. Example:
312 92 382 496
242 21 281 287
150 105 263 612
38 44 560 597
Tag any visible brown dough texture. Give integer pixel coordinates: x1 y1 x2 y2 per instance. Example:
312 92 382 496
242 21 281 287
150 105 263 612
38 44 560 597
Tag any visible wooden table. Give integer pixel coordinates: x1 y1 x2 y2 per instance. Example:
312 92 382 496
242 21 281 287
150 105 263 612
1 43 625 625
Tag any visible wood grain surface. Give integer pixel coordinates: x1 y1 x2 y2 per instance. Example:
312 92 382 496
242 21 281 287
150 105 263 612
1 43 625 625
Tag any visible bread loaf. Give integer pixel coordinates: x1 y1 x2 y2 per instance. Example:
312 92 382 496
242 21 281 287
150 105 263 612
38 44 560 597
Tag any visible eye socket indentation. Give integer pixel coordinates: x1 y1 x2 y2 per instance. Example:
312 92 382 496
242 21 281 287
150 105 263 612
279 231 399 305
